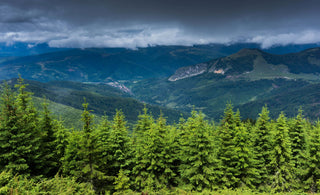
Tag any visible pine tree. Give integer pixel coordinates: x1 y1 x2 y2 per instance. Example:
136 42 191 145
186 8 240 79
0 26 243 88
179 110 216 191
162 122 180 188
14 77 42 175
79 101 104 187
288 109 308 189
38 98 60 177
233 122 259 189
100 110 131 192
96 115 111 175
53 119 68 173
252 106 273 189
62 130 83 177
0 83 18 172
270 112 295 192
0 78 42 176
131 109 180 191
131 107 155 191
133 105 153 140
215 104 258 189
215 104 239 188
304 121 320 192
63 101 104 192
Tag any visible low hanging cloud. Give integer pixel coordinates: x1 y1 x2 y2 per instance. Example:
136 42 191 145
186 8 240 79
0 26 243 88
0 0 320 48
47 27 231 49
247 31 320 49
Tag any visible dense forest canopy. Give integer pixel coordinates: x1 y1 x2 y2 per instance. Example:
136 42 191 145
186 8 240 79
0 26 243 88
1 77 320 194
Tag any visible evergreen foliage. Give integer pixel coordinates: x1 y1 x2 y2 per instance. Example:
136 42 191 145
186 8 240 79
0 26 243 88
1 79 320 194
252 106 273 189
270 112 295 192
179 110 216 191
304 121 320 192
288 109 309 189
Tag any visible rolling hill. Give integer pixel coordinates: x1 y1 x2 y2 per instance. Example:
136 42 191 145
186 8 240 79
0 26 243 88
3 78 188 124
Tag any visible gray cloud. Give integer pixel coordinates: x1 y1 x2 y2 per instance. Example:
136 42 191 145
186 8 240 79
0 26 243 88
0 0 320 48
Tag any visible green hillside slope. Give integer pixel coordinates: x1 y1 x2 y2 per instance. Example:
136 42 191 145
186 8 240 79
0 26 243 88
4 79 187 124
131 48 320 121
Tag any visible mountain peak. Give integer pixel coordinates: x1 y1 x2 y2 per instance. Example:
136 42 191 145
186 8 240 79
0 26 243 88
230 48 264 57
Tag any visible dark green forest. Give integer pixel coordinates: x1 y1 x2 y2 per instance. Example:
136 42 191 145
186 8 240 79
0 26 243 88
1 78 320 194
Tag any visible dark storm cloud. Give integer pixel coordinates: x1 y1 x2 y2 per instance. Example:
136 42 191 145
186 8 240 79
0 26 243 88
0 0 320 48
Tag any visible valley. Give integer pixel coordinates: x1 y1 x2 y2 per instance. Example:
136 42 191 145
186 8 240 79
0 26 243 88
1 44 320 123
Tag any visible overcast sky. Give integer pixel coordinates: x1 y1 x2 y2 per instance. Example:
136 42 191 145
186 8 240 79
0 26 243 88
0 0 320 49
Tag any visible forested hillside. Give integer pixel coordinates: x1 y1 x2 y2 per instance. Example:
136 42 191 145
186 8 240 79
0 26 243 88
131 47 320 121
2 78 186 125
1 78 320 194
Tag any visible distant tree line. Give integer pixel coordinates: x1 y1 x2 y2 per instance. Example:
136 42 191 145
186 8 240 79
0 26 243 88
1 77 320 194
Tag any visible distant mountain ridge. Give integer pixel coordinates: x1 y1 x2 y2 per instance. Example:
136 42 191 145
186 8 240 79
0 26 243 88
2 44 320 122
130 47 320 121
0 45 229 82
169 47 320 81
1 43 319 82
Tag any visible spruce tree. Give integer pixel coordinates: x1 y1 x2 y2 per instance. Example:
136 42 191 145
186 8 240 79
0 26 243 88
252 106 273 189
215 104 239 188
14 77 42 175
53 119 68 173
233 123 258 189
38 99 60 177
102 110 131 191
0 83 18 172
288 109 308 189
179 110 216 191
133 106 153 140
215 104 257 189
63 101 103 191
131 107 155 191
0 78 42 176
96 115 111 175
132 110 175 191
270 112 295 192
304 121 320 192
62 130 83 177
162 122 180 188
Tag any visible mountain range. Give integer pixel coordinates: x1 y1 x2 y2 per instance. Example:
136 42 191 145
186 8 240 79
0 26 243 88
1 43 320 122
130 47 320 120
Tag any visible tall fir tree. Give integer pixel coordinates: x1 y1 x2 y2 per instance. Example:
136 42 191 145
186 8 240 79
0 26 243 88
215 104 240 188
0 78 42 176
52 119 68 173
304 121 320 192
63 101 104 192
0 83 18 172
233 122 259 189
270 112 295 192
252 106 273 189
162 122 180 188
96 115 111 175
15 77 42 175
38 98 60 177
288 109 309 189
215 104 258 189
102 110 131 192
179 110 217 191
132 110 171 191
